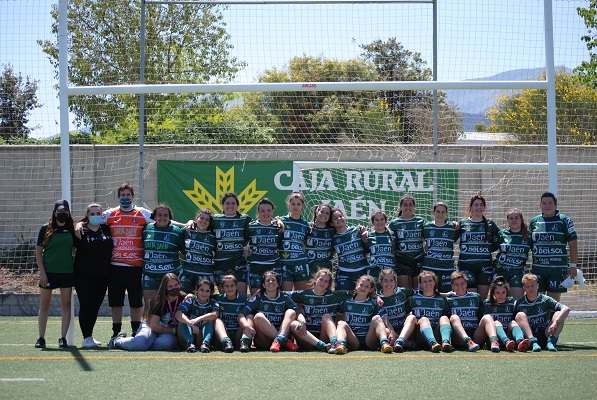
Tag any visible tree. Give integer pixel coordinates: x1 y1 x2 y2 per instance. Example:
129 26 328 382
575 1 597 88
38 0 245 138
487 69 597 145
0 64 42 142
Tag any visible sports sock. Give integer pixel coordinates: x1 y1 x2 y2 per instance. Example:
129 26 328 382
421 327 436 345
131 321 141 336
275 334 288 345
395 337 405 346
496 325 510 344
221 337 232 345
315 340 326 350
202 321 214 344
530 337 541 352
112 323 122 337
330 335 338 346
546 336 558 352
489 335 499 344
511 326 524 342
380 337 389 346
440 324 453 343
180 324 195 344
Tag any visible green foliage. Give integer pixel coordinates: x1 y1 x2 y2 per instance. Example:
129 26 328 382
0 64 42 142
475 121 487 132
487 69 597 144
575 1 597 88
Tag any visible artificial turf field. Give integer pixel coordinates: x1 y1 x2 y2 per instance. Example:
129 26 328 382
0 317 596 400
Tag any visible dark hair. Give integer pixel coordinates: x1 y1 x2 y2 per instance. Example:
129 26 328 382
311 203 333 230
117 182 135 197
506 208 529 240
370 209 388 225
254 270 280 297
488 276 510 306
221 192 241 216
397 194 416 217
42 201 75 247
433 201 448 212
286 191 306 205
540 192 557 206
307 268 333 291
195 208 215 231
150 204 173 220
466 193 489 243
450 271 468 283
256 198 276 218
353 275 377 299
220 272 238 287
149 273 180 317
418 270 440 296
194 278 215 295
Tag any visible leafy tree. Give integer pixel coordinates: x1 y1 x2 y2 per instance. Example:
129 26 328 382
38 0 245 138
487 69 597 145
0 64 42 142
575 1 597 88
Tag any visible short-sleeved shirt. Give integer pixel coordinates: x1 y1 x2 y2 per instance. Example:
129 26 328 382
151 294 186 328
306 225 335 269
447 292 483 331
247 221 282 268
530 212 577 269
379 287 415 330
457 218 500 269
389 216 426 267
290 289 348 334
183 229 216 274
409 292 450 328
332 226 369 274
214 293 247 332
422 221 457 270
142 223 185 276
37 225 74 274
514 294 565 331
73 223 113 275
103 206 152 268
337 296 381 338
240 291 299 326
213 213 252 270
482 297 516 327
177 295 220 319
494 228 532 272
365 230 396 271
279 215 309 266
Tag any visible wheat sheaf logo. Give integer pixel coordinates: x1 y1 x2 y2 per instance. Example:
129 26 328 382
183 166 267 213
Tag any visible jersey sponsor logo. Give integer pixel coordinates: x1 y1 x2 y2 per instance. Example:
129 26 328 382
533 246 564 255
460 245 488 254
217 230 242 239
462 233 486 242
217 242 243 251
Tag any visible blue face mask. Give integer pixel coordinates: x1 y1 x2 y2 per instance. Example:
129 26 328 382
89 215 102 226
119 197 133 208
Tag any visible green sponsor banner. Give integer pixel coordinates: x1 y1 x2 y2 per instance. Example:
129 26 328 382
158 161 458 225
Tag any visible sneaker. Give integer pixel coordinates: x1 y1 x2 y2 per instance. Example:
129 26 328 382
517 338 531 352
431 342 441 353
270 340 282 353
285 340 299 352
505 340 516 352
466 340 480 352
393 342 404 353
333 343 347 355
380 342 393 354
322 343 333 353
441 342 453 353
223 341 235 353
240 340 251 353
186 343 197 353
108 332 126 349
34 337 46 349
328 344 339 354
490 340 501 353
83 336 99 348
200 342 211 353
58 337 69 348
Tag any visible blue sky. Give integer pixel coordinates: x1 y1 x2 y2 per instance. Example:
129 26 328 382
0 0 591 138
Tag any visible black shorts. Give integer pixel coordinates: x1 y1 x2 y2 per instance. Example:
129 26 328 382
39 272 75 289
108 265 143 308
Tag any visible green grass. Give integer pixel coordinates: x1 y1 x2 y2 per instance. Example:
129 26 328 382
1 317 596 399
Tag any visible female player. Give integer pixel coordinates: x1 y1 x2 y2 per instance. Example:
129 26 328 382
35 200 75 349
176 278 234 353
457 193 500 299
447 271 500 352
214 273 253 352
483 275 530 352
493 208 532 299
330 275 393 354
279 191 311 291
213 192 252 295
180 208 217 293
247 198 282 294
290 268 347 351
421 201 458 293
331 208 369 292
109 273 184 351
238 270 300 352
365 210 396 290
305 203 335 275
73 203 113 348
389 194 426 289
410 270 452 353
378 268 417 352
142 204 185 308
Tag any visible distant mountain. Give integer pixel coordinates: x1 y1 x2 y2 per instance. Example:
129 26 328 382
446 66 572 131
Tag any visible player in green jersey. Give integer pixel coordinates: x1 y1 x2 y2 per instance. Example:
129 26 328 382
213 274 252 352
290 268 345 352
366 210 396 291
421 202 458 293
483 276 530 352
280 191 311 291
447 272 500 352
529 192 578 302
331 208 369 292
493 208 532 299
239 270 300 352
306 204 335 275
180 208 217 293
389 194 426 289
457 194 500 299
514 273 570 352
378 268 417 353
331 275 393 354
410 271 452 353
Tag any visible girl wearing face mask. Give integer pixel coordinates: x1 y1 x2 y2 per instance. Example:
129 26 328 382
73 203 113 348
35 200 76 349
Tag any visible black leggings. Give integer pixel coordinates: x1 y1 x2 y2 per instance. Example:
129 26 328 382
75 274 109 338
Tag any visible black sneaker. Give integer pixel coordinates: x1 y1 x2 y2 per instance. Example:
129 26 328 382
58 337 68 348
240 340 250 353
186 343 197 353
200 342 211 353
108 332 126 349
223 341 235 353
35 337 46 349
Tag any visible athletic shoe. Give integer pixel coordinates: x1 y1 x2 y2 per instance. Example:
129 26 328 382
466 340 480 352
58 337 69 348
322 343 333 353
431 342 441 353
240 340 251 353
517 338 531 352
223 341 235 353
333 343 347 355
441 342 453 353
270 340 282 353
200 342 211 353
490 340 501 353
83 336 99 348
34 337 46 349
186 343 197 353
380 343 393 354
393 342 404 353
505 340 516 352
328 344 339 354
108 332 126 349
285 340 299 352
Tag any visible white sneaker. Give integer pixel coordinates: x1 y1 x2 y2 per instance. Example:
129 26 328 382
83 336 99 348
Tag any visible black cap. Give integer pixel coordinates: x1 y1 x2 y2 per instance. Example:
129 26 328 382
54 199 70 212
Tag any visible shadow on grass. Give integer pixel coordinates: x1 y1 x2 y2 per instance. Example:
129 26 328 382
556 343 597 352
40 346 98 371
